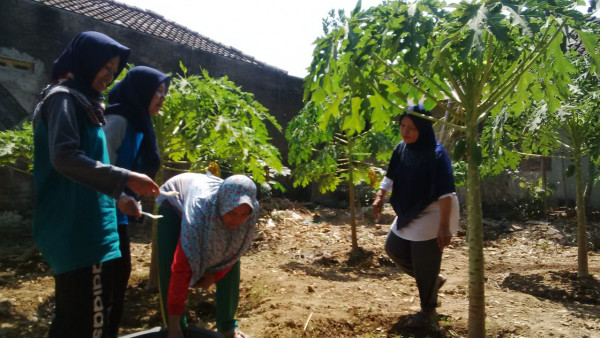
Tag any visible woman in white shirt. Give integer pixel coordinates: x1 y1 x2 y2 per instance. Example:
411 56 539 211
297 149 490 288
372 104 459 329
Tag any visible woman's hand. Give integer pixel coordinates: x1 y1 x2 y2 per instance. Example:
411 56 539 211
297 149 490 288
372 189 387 221
126 171 159 198
437 195 453 252
437 226 452 253
197 273 216 289
116 195 141 218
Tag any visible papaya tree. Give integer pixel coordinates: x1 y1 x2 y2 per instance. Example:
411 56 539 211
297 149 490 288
302 0 600 335
0 121 34 175
154 63 286 189
287 9 401 253
481 21 600 277
0 122 35 260
514 45 600 277
286 100 398 252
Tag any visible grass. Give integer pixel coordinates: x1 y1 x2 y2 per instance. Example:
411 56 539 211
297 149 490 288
240 281 268 313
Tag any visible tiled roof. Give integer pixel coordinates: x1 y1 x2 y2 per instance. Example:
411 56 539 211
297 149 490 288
567 16 600 54
33 0 281 71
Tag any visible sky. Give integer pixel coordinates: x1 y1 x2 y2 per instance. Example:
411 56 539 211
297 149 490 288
116 0 384 78
115 1 594 78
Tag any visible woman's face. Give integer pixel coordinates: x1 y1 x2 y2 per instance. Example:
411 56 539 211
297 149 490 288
91 55 120 93
221 203 252 229
148 82 167 116
400 116 419 144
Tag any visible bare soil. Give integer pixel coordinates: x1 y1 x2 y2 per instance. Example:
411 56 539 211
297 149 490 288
1 199 599 337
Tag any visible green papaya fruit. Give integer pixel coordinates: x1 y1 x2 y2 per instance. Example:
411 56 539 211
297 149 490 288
468 140 482 166
565 164 575 177
452 138 466 161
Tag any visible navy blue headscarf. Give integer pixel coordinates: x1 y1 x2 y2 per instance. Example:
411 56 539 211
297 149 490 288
387 104 438 229
105 66 171 179
51 31 130 101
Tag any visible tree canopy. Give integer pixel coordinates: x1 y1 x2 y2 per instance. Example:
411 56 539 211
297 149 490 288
154 64 287 190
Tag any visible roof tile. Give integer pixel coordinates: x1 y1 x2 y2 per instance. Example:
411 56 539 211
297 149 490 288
34 0 279 70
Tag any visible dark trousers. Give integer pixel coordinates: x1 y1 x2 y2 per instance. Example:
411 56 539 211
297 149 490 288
156 203 240 332
50 259 118 338
385 231 442 313
108 224 131 336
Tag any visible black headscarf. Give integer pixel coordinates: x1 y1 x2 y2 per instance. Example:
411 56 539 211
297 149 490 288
388 104 438 229
105 66 171 179
51 31 130 102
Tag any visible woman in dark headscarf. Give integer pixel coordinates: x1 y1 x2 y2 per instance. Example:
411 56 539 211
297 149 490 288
102 66 171 328
156 173 258 338
372 104 459 329
105 65 171 179
32 31 159 337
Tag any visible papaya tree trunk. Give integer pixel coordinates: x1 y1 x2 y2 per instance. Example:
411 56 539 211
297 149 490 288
561 158 570 208
542 158 548 217
348 170 358 252
573 155 589 277
584 160 594 218
147 167 165 290
466 129 485 336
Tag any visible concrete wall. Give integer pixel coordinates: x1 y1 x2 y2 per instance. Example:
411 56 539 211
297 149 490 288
0 0 307 218
0 48 46 127
547 156 600 208
0 167 33 216
457 157 600 212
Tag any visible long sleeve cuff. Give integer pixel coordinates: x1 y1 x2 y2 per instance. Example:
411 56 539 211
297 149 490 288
379 176 393 192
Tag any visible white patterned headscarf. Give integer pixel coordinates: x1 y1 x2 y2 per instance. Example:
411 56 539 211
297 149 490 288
180 175 258 286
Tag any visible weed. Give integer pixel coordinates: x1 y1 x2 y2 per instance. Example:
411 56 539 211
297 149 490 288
271 212 282 223
241 281 267 312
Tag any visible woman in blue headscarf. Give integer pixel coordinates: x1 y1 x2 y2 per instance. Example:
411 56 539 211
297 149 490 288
102 66 171 328
156 173 258 338
32 31 159 337
372 104 459 329
105 66 171 179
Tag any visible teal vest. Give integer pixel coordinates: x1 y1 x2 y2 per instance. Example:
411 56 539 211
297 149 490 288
32 94 120 275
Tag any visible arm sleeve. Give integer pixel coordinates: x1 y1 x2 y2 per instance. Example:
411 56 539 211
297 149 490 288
385 144 401 180
43 94 130 199
103 115 128 165
434 146 456 197
167 239 192 316
379 176 393 192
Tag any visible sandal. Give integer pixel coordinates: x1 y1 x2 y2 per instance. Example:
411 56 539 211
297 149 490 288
221 328 250 338
404 311 435 329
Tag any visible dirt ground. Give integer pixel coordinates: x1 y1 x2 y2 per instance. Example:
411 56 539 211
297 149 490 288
1 198 599 337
